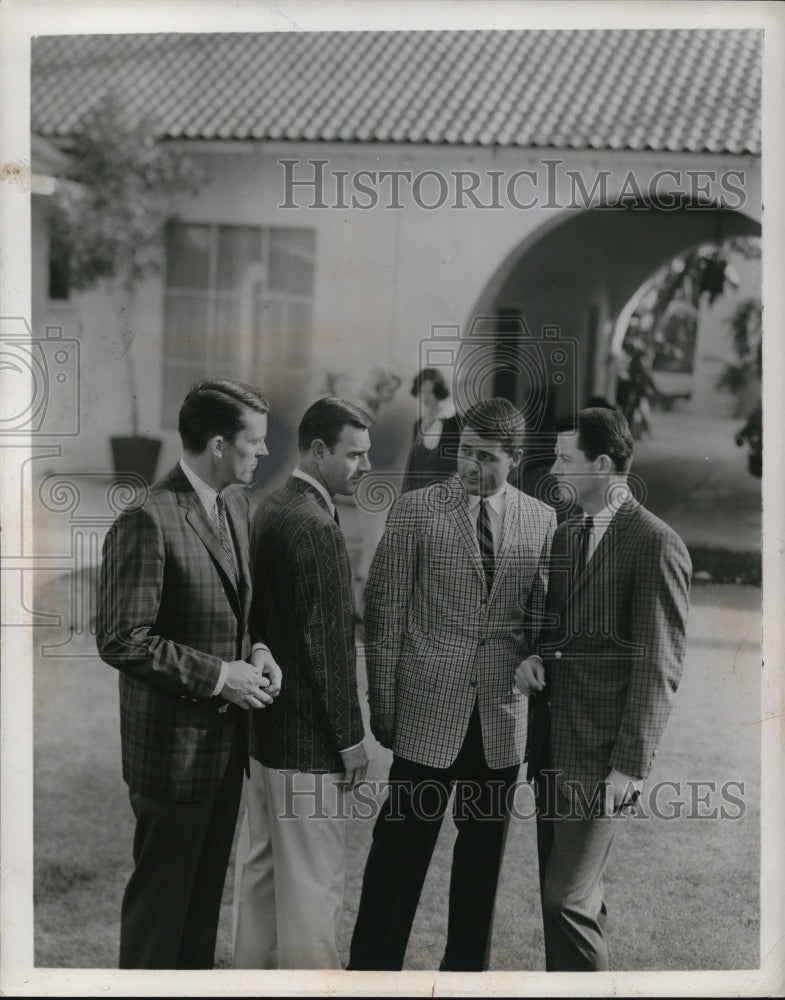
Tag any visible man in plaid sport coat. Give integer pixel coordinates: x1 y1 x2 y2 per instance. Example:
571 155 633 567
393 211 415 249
517 407 691 971
97 379 281 969
232 397 371 969
349 397 556 971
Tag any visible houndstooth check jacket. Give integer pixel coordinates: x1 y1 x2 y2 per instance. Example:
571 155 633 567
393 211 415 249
96 464 252 802
364 476 556 770
247 476 365 772
527 497 691 797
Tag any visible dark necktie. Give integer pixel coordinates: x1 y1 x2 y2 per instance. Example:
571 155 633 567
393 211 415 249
476 497 495 593
573 515 594 583
333 506 341 528
216 491 238 583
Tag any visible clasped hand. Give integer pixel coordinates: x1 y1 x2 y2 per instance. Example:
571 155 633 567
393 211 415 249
221 647 283 710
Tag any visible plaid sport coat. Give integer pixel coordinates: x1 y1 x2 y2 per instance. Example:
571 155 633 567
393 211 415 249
364 476 556 770
248 476 365 772
96 464 253 802
527 498 691 798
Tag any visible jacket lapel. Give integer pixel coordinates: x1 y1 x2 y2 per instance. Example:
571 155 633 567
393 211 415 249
489 483 520 601
445 477 486 588
170 465 242 614
574 496 639 592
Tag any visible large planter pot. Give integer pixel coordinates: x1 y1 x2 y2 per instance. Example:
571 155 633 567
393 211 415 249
110 435 162 485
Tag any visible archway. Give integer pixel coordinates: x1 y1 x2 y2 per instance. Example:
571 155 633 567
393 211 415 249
468 204 760 427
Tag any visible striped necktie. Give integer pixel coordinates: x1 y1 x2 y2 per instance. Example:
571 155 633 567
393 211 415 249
476 497 495 593
215 491 238 583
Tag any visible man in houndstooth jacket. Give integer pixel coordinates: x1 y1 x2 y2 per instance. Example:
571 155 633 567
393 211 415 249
97 379 281 968
349 397 556 971
517 406 691 971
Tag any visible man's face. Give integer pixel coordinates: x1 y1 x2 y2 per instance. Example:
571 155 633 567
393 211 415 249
219 411 269 486
550 431 603 508
319 424 372 496
457 427 520 497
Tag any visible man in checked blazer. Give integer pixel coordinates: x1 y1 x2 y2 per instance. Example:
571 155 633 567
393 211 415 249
232 397 371 969
97 379 281 969
516 407 691 971
349 397 556 971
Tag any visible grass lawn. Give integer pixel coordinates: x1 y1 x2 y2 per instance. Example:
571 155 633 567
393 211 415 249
33 578 761 971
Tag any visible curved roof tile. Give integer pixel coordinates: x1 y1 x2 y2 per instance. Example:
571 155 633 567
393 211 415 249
31 30 760 155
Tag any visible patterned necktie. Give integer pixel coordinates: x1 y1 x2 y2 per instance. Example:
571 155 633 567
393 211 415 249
476 497 495 593
215 491 238 583
573 515 594 583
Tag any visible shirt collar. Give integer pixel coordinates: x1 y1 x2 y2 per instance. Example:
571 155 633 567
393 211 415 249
180 456 219 516
466 482 507 518
292 467 335 516
587 482 630 526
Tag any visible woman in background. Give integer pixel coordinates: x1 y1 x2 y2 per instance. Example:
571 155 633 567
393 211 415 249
402 367 459 493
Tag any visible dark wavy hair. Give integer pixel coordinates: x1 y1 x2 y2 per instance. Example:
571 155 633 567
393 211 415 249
298 397 372 452
178 378 269 454
410 367 450 401
554 407 634 472
458 397 526 456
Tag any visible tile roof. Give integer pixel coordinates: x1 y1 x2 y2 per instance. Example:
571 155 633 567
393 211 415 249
31 30 761 155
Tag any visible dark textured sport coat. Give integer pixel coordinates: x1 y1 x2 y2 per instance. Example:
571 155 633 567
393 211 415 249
248 476 365 772
97 464 252 802
527 497 691 798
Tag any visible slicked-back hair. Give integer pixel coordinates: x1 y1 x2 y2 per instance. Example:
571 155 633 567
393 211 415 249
554 407 634 472
298 397 373 452
458 397 526 456
178 378 269 454
411 367 450 401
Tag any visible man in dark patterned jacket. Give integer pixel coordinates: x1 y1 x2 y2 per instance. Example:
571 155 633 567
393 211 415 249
517 407 691 972
232 397 371 969
97 378 281 969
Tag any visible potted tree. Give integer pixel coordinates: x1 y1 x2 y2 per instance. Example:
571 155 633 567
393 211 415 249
48 93 202 482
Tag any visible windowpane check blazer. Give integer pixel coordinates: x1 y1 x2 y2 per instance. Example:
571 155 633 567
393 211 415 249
96 464 253 802
364 476 556 770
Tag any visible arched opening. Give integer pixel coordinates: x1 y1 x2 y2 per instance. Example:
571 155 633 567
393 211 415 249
464 203 761 536
466 203 760 423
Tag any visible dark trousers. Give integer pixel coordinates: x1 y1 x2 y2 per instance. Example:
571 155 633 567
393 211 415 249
535 765 619 971
349 705 519 971
119 730 245 969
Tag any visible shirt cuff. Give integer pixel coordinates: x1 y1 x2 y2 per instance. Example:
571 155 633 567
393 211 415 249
339 741 364 753
212 661 229 697
251 642 271 655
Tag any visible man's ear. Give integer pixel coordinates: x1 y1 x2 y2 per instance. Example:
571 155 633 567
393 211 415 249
311 438 326 463
596 453 613 474
208 435 225 460
509 447 524 471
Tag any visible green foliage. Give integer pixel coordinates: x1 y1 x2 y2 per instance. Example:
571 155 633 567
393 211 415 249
48 93 202 291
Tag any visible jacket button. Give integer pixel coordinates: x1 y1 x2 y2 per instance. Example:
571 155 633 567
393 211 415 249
554 651 562 660
469 679 477 687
